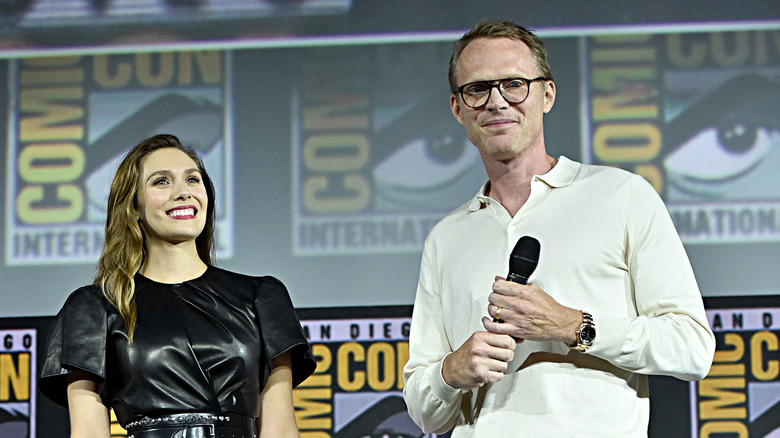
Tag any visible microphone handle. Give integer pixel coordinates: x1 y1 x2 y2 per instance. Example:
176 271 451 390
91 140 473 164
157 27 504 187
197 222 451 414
507 272 529 285
493 273 530 322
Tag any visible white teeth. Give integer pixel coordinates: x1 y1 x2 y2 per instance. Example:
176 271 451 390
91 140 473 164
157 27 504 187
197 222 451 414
168 208 195 217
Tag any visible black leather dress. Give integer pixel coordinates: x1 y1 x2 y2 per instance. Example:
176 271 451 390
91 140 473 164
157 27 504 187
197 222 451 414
39 266 316 427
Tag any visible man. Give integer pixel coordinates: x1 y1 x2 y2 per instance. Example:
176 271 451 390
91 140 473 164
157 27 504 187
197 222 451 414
402 21 715 437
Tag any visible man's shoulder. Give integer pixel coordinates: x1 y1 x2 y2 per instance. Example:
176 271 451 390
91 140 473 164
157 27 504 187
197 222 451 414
422 194 485 248
433 195 478 224
569 159 644 188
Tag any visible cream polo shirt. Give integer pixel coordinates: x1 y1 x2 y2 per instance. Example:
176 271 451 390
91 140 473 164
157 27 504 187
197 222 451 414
403 156 715 437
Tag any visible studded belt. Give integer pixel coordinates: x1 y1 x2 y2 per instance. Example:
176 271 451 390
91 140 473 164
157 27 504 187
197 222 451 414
124 412 257 438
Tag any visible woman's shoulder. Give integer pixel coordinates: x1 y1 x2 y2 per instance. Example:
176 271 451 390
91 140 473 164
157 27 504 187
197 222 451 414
61 284 111 310
206 266 286 287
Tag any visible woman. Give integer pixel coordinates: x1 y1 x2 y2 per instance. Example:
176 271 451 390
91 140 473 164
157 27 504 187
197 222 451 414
39 134 315 438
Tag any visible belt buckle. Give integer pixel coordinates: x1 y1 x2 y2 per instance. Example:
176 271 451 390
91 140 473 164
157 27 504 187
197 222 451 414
182 424 215 438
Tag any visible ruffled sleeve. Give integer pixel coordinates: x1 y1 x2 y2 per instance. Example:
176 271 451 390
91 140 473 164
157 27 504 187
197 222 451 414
39 286 110 407
254 277 316 388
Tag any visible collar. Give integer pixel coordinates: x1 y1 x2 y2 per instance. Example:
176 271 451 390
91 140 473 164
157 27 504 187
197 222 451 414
467 155 579 212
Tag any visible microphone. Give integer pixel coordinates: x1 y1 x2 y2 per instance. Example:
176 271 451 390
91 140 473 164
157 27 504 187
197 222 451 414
507 236 540 285
494 236 540 322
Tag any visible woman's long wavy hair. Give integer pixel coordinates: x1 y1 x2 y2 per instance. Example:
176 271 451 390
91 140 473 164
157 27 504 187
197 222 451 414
94 134 216 340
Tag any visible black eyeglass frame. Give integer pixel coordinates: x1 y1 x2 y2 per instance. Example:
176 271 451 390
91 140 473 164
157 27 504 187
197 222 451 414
453 76 549 109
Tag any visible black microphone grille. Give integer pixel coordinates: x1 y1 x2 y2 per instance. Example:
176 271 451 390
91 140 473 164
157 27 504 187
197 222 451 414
513 236 540 263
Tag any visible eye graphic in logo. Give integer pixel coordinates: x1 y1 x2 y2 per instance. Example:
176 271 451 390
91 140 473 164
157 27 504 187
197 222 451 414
85 93 225 222
334 395 436 438
371 89 486 212
664 74 780 202
0 406 28 438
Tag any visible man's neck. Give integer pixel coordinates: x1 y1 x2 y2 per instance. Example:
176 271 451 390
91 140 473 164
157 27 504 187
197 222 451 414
484 152 557 217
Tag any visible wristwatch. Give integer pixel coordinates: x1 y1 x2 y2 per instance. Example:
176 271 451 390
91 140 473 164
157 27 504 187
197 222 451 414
571 311 596 352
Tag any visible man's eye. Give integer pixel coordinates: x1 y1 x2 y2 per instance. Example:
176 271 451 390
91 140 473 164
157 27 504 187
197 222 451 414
503 80 524 89
465 84 488 94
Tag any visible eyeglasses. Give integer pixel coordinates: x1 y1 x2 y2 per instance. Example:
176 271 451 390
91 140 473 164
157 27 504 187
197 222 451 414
453 76 548 109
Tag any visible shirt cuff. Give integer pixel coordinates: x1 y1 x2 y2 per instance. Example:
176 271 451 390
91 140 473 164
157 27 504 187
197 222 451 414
432 353 462 402
583 312 628 359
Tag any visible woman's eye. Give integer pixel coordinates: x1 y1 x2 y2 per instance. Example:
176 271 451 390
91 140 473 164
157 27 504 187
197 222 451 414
188 176 201 184
153 178 169 185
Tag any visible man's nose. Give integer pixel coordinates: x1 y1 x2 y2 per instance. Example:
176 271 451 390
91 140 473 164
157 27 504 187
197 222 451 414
485 85 509 110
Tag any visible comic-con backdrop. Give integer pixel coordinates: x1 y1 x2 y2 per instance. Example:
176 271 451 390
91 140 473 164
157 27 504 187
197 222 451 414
1 1 779 437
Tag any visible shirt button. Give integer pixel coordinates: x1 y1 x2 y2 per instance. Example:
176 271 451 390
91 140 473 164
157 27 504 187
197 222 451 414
496 210 504 217
509 225 516 232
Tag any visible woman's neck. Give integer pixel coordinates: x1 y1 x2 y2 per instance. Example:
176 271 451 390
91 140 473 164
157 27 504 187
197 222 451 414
139 243 208 283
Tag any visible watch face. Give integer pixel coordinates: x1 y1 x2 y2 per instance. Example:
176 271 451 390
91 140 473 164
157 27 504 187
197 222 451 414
581 325 596 344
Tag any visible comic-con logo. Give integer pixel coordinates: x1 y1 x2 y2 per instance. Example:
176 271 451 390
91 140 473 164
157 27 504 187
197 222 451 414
587 31 780 244
694 308 780 437
0 329 36 438
6 51 233 265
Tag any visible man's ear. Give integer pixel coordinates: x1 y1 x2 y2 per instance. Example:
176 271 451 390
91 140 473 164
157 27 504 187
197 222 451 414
543 80 556 114
450 93 465 126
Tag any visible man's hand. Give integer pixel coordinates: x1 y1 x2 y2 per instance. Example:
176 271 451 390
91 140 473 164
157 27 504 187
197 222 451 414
483 276 581 345
442 331 516 389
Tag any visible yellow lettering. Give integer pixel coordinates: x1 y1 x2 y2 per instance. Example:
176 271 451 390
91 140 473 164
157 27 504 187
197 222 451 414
711 32 751 68
667 34 708 68
18 143 85 183
19 88 84 141
303 135 369 172
337 342 365 391
303 97 369 131
303 175 370 213
0 353 30 401
93 55 132 88
751 331 779 381
593 123 661 162
17 184 83 223
136 53 175 88
396 341 409 390
700 420 748 438
293 388 332 429
366 342 395 391
698 378 747 420
178 52 222 85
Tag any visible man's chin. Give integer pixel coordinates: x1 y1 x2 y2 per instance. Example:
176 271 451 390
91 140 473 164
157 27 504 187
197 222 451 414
480 145 524 162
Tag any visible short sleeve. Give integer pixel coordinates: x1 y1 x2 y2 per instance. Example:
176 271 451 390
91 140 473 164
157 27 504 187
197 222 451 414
254 277 316 388
39 286 110 407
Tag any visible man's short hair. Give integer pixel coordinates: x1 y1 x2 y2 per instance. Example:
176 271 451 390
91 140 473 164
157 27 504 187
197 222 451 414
449 21 553 92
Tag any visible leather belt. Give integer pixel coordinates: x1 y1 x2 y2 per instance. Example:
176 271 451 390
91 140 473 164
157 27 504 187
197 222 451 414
125 412 257 438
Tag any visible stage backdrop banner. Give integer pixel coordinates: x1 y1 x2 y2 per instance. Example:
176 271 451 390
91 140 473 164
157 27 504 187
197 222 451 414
0 328 37 438
585 30 780 245
293 305 445 437
5 51 235 267
4 303 780 437
693 296 780 437
291 42 483 257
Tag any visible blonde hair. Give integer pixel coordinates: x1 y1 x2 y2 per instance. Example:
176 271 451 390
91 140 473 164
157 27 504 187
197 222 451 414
449 21 553 92
94 134 216 340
